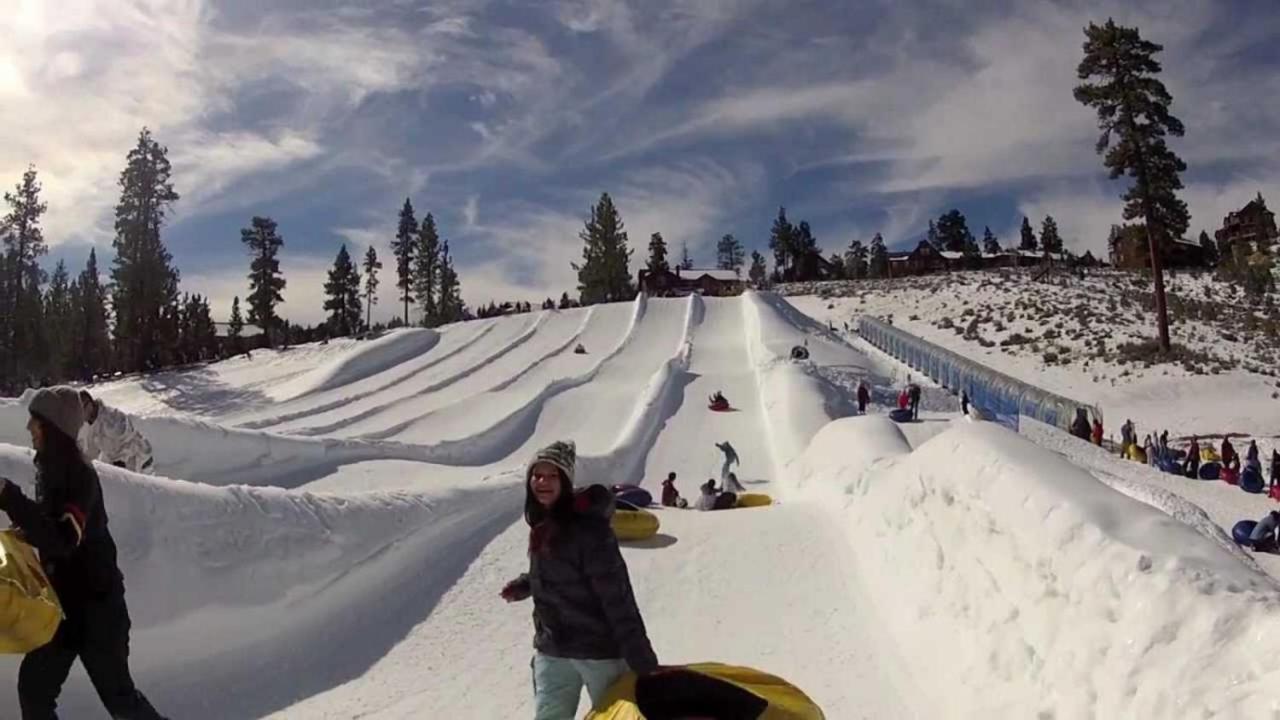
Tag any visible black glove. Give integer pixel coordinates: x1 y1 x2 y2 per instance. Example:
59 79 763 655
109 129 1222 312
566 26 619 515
500 575 531 602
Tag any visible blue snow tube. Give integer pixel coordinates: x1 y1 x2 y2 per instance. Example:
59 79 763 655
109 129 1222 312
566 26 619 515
1233 520 1258 546
889 408 913 423
1157 457 1181 475
614 486 653 508
1242 468 1265 494
1198 462 1221 480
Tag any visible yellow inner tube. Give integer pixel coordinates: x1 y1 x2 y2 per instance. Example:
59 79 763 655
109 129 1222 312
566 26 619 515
587 663 825 720
735 493 773 508
1200 447 1221 463
0 530 62 654
612 509 659 541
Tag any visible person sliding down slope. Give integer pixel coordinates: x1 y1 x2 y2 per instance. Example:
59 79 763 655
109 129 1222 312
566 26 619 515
715 441 740 483
78 391 154 473
500 441 659 720
0 387 168 720
1250 511 1280 553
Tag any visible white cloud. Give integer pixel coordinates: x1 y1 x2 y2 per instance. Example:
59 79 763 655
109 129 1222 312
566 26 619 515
462 195 480 229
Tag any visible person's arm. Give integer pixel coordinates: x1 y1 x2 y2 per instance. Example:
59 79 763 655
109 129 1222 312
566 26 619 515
582 521 658 672
0 472 95 560
500 573 531 602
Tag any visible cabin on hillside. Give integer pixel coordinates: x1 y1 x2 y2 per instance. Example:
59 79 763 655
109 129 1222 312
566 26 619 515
214 322 267 355
884 240 1061 277
1110 225 1208 269
1215 193 1278 258
638 267 746 296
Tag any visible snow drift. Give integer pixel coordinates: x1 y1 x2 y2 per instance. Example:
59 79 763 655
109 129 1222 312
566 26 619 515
269 327 440 400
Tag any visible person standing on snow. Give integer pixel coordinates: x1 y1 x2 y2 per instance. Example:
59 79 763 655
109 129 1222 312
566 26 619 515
1247 440 1260 467
1091 417 1104 447
1184 437 1201 477
1143 435 1156 466
715 441 740 483
907 382 922 421
1070 409 1091 442
1222 437 1240 471
1270 450 1280 492
960 390 970 417
857 382 870 415
0 387 168 720
78 391 154 473
500 440 659 719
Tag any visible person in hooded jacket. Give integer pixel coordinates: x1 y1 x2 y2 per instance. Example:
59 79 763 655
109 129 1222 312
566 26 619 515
1069 409 1091 442
1271 450 1280 492
715 441 739 483
660 472 686 509
907 383 922 420
1247 440 1260 466
0 386 167 720
857 382 870 415
78 391 153 473
1250 511 1280 553
500 441 659 719
1184 437 1201 478
1222 437 1240 471
1091 417 1104 447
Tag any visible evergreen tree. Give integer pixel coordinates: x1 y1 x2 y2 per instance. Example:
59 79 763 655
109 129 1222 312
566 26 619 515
543 297 555 310
962 233 981 267
868 233 889 278
1019 217 1038 252
1075 18 1189 352
646 232 670 274
793 221 822 281
573 192 634 304
716 234 745 274
392 198 418 325
768 207 795 279
748 250 767 285
414 212 439 326
229 296 244 355
109 127 181 372
926 220 939 248
44 260 73 378
1198 229 1218 267
982 226 1001 255
679 241 694 270
559 291 574 309
2 165 48 381
240 215 286 347
435 240 465 323
323 244 363 337
845 239 868 279
363 245 382 330
1040 215 1064 254
936 210 972 253
827 253 846 279
74 248 111 378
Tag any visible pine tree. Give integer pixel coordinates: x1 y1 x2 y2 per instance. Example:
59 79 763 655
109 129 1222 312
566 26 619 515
768 207 795 280
414 212 439 326
1019 217 1038 252
646 232 670 274
229 296 244 355
363 245 382 330
44 260 73 378
1198 230 1218 267
793 221 822 281
543 297 555 310
936 210 972 253
748 250 767 286
1040 215 1064 254
868 233 889 278
435 240 464 323
193 294 217 360
573 192 634 305
679 241 693 270
845 239 868 279
2 165 48 381
926 220 939 248
716 234 745 274
962 233 981 266
982 226 1001 255
827 253 846 279
323 244 363 337
392 198 418 325
109 127 181 372
241 215 286 347
1075 19 1189 352
74 248 111 379
559 291 573 309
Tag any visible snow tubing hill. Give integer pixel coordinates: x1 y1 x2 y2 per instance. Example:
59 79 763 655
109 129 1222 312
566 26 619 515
612 509 659 541
735 493 773 508
1198 462 1221 480
1233 520 1258 546
888 408 913 423
0 530 62 654
614 486 653 508
587 663 825 720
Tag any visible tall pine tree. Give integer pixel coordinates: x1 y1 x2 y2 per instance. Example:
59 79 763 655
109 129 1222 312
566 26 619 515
414 212 440 326
363 245 382 330
44 260 73 377
323 245 363 337
228 296 244 355
936 210 972 253
845 239 868 279
768 208 795 279
868 233 889 278
748 250 767 285
110 127 181 372
646 232 670 274
74 248 111 379
573 193 633 305
679 241 693 270
1040 215 1064 254
241 216 286 347
982 226 1001 255
435 240 465 323
1019 217 1038 251
716 234 745 274
1075 19 1189 352
392 198 417 325
1198 229 1218 267
2 165 48 382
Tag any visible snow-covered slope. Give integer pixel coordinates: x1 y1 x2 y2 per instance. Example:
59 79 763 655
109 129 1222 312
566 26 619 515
1 291 1279 718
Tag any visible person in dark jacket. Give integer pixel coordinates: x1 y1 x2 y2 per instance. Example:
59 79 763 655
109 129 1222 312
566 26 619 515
960 390 970 417
1222 437 1240 471
500 440 658 719
907 383 922 420
856 382 870 415
1091 418 1104 446
1271 450 1280 492
1184 437 1201 478
660 472 686 509
0 386 167 720
1247 440 1260 466
1069 408 1091 442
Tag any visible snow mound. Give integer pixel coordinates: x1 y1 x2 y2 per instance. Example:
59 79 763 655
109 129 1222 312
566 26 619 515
269 328 439 400
796 418 1280 717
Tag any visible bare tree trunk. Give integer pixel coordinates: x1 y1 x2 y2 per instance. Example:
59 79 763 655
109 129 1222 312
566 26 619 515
1140 186 1172 352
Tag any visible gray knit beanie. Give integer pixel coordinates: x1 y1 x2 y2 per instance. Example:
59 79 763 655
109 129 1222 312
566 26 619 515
28 386 86 439
527 440 576 486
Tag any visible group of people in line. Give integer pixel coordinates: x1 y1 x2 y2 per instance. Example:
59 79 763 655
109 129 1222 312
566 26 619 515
658 442 745 513
1120 419 1280 489
1069 408 1105 446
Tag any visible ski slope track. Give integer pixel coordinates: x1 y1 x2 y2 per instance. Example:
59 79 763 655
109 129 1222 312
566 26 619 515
2 292 1280 718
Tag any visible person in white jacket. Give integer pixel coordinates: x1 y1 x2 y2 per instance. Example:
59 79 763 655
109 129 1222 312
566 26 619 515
78 391 154 473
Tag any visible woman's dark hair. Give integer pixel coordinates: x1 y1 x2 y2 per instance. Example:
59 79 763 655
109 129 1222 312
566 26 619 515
524 467 574 554
30 413 90 495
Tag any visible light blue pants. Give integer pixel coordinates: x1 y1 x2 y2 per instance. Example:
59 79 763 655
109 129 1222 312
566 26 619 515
532 653 629 719
721 458 735 481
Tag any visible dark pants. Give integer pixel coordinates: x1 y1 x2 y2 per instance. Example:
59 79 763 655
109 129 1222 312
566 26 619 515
19 596 166 720
713 492 737 510
858 399 867 414
1255 534 1279 554
909 397 919 420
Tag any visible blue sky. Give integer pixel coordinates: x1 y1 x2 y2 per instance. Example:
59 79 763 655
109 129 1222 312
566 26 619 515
3 0 1278 324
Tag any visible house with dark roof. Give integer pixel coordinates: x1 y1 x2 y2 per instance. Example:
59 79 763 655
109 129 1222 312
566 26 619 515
1215 193 1277 257
637 267 746 296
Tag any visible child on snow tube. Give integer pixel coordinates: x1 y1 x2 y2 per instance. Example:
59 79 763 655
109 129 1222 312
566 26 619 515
698 480 737 511
708 391 729 411
660 472 687 509
1246 511 1280 553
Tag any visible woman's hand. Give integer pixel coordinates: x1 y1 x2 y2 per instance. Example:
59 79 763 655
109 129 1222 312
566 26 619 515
500 575 531 602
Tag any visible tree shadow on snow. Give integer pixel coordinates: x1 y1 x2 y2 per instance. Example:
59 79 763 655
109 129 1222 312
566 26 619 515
139 365 273 417
623 533 678 550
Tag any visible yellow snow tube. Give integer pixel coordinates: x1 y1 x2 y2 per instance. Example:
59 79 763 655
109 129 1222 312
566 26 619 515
0 530 62 654
1125 444 1147 463
1200 447 1221 463
612 509 659 542
735 493 773 508
587 663 824 720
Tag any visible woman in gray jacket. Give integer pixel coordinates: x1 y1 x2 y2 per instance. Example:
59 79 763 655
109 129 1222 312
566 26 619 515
501 441 659 719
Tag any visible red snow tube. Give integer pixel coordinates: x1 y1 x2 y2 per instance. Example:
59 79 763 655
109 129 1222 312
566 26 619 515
1270 485 1280 502
709 399 730 412
1222 467 1240 486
